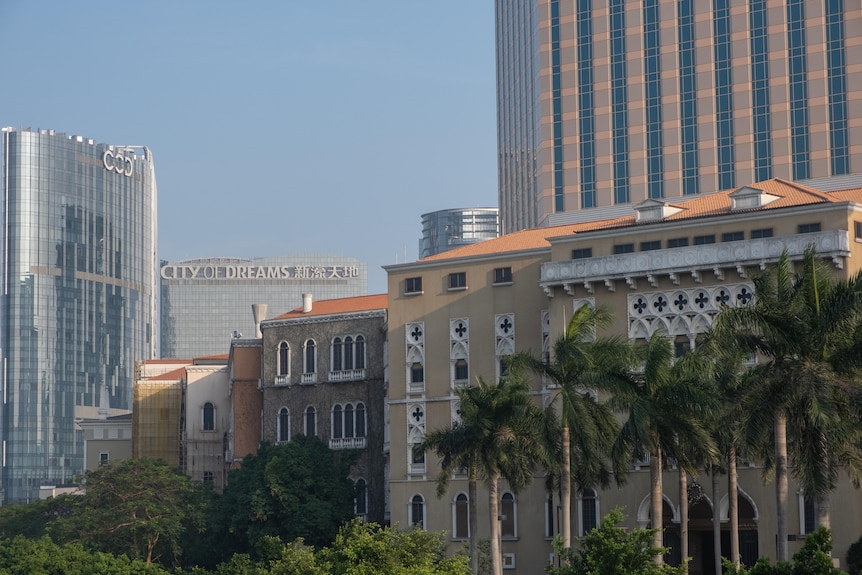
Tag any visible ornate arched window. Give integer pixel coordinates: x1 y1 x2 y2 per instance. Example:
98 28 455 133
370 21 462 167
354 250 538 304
332 337 343 371
454 493 469 539
278 407 290 442
202 402 215 431
411 494 425 528
332 405 343 439
305 406 316 436
355 335 366 369
581 488 598 535
304 339 316 374
278 341 290 376
355 403 366 437
344 336 354 370
501 492 517 538
355 478 367 517
344 404 355 438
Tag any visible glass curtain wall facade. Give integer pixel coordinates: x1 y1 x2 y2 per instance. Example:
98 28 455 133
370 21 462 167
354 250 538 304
160 255 367 358
419 208 500 259
495 0 862 233
0 128 158 503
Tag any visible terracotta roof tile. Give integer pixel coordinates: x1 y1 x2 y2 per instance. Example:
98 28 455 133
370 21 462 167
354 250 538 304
274 294 388 319
144 366 186 381
419 178 850 261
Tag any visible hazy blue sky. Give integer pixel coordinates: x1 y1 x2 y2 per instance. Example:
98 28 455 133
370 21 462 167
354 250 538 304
0 1 497 295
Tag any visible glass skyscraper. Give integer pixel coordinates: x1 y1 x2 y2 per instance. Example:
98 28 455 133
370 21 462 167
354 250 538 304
0 128 158 503
496 0 862 233
419 208 500 258
160 255 367 358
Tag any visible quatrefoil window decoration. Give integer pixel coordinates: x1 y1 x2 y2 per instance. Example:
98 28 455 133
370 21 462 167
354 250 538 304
673 294 688 311
499 317 513 334
410 326 423 342
737 288 752 305
653 295 668 312
455 322 467 337
715 290 730 305
633 298 647 314
694 292 709 309
411 406 424 423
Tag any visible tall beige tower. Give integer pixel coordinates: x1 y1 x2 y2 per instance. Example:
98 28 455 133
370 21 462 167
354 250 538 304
495 0 862 233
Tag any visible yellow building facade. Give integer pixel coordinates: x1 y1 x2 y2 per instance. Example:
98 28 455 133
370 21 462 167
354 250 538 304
385 179 862 574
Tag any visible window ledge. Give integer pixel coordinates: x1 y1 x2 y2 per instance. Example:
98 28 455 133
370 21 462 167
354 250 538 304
447 286 468 292
405 291 424 296
492 281 513 287
501 536 519 541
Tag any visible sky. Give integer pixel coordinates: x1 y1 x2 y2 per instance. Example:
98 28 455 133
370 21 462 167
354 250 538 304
0 1 498 294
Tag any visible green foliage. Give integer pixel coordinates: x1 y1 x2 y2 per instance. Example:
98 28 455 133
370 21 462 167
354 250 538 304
218 436 359 556
0 535 169 574
47 458 205 566
721 527 843 575
847 534 862 575
318 520 471 575
547 508 686 575
0 494 78 539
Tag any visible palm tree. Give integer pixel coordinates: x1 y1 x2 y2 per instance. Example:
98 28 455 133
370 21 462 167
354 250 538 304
510 303 629 548
422 374 553 575
713 247 862 561
607 333 717 564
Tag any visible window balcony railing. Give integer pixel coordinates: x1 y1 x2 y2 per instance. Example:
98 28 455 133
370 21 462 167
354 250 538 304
453 378 469 389
409 462 426 475
328 368 365 382
408 381 425 394
301 372 316 384
329 437 367 450
274 375 289 386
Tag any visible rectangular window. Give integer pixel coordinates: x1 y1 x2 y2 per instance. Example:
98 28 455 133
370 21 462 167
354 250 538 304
99 452 109 466
856 221 862 240
640 240 661 251
613 243 634 254
722 231 744 242
448 272 467 290
405 276 423 294
572 248 592 259
798 223 821 234
667 238 688 248
494 267 513 284
750 228 773 239
694 234 715 245
411 363 424 384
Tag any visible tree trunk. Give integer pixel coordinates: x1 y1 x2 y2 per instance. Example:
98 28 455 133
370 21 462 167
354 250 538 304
651 445 664 564
729 446 740 569
469 468 479 575
680 467 689 575
712 467 722 575
489 473 503 575
776 413 789 562
561 426 571 548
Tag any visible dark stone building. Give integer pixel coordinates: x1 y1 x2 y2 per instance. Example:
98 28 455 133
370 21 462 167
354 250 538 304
259 294 387 524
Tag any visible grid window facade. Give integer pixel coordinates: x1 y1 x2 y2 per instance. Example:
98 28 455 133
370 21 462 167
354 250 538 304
405 277 423 294
722 231 744 242
751 228 773 239
449 272 467 290
572 248 592 259
494 267 513 284
614 243 634 254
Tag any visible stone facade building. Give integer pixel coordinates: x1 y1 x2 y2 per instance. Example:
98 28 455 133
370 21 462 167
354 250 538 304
259 294 388 524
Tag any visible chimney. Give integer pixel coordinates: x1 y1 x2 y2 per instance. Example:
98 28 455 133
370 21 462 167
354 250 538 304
252 303 267 338
302 293 313 313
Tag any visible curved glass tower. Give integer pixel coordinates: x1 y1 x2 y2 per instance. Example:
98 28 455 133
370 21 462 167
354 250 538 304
1 128 158 503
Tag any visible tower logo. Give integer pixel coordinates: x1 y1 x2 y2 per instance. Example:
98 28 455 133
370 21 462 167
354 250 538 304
102 149 134 176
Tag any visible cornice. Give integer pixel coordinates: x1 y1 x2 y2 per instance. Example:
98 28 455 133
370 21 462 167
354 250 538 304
540 231 849 295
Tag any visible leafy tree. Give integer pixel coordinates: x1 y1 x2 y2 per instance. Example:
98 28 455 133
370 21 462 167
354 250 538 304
547 507 686 575
714 247 862 561
319 519 471 575
0 493 78 539
722 526 842 575
218 436 359 556
510 303 629 548
0 535 169 574
608 333 717 563
47 458 205 566
847 535 862 575
423 375 552 575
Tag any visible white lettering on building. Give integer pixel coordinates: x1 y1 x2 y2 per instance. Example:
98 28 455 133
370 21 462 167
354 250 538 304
160 264 360 281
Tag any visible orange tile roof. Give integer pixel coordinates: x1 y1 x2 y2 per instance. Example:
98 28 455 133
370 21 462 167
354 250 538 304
194 354 229 361
419 178 851 262
144 366 186 381
274 294 388 319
